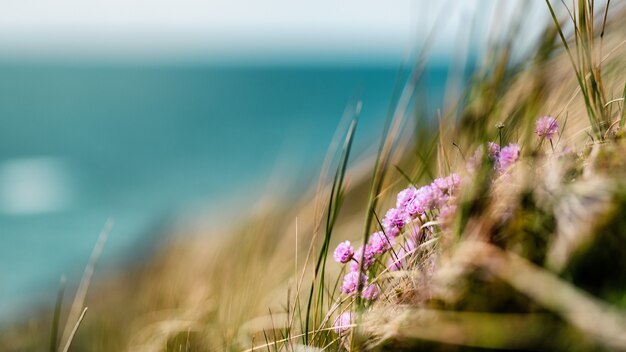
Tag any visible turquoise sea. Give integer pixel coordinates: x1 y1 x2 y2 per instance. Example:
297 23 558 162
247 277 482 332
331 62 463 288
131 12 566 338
0 63 449 323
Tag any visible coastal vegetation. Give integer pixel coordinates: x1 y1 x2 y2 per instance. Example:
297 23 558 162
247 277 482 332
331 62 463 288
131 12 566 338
2 1 626 351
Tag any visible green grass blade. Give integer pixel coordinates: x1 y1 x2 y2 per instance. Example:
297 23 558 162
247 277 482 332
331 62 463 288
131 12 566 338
621 82 626 128
304 115 358 345
49 276 66 352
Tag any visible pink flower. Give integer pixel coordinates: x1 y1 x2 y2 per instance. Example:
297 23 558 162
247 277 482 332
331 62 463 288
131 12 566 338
487 142 501 160
350 246 375 272
535 116 558 140
333 241 354 264
406 185 437 217
433 173 461 195
396 186 417 211
497 143 520 173
431 176 460 208
429 185 448 208
368 231 393 255
382 207 406 237
362 283 380 301
341 271 368 295
333 312 352 334
432 177 447 191
384 207 406 228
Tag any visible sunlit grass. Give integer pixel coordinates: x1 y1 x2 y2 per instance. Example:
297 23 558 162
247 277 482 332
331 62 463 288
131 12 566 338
1 1 626 351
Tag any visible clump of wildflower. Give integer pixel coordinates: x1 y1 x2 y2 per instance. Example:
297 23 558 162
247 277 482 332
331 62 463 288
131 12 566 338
497 143 521 173
535 116 558 140
333 241 354 264
333 312 352 335
341 271 368 296
350 245 375 272
362 283 380 301
334 171 463 302
400 174 461 221
368 231 393 255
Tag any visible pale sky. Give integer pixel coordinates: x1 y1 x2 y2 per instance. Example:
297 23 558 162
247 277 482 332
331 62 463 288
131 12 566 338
0 0 546 64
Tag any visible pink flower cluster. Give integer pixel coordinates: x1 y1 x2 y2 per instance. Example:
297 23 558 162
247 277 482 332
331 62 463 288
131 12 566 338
481 115 557 174
488 142 521 174
382 173 461 237
333 240 378 300
333 241 354 263
330 115 556 336
333 173 461 304
340 271 379 300
350 246 375 272
487 142 501 158
498 144 521 172
368 231 393 255
535 116 558 140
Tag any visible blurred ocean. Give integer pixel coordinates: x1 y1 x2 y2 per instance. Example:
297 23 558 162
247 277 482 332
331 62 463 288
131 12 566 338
0 63 449 323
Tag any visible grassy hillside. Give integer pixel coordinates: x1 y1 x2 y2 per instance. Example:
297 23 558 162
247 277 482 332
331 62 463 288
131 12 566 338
2 1 626 351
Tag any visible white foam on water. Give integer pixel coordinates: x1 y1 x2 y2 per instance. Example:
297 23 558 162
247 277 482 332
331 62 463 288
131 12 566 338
0 157 74 215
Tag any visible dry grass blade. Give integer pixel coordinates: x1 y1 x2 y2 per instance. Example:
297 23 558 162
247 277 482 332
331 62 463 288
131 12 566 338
546 176 616 272
621 81 626 128
454 241 626 350
61 307 88 352
60 218 113 348
372 308 565 350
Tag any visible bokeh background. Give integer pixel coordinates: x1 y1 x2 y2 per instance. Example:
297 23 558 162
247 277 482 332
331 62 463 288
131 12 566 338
0 0 544 324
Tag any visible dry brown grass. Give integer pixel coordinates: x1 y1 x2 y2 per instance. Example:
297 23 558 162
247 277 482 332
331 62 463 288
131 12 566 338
2 3 626 352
